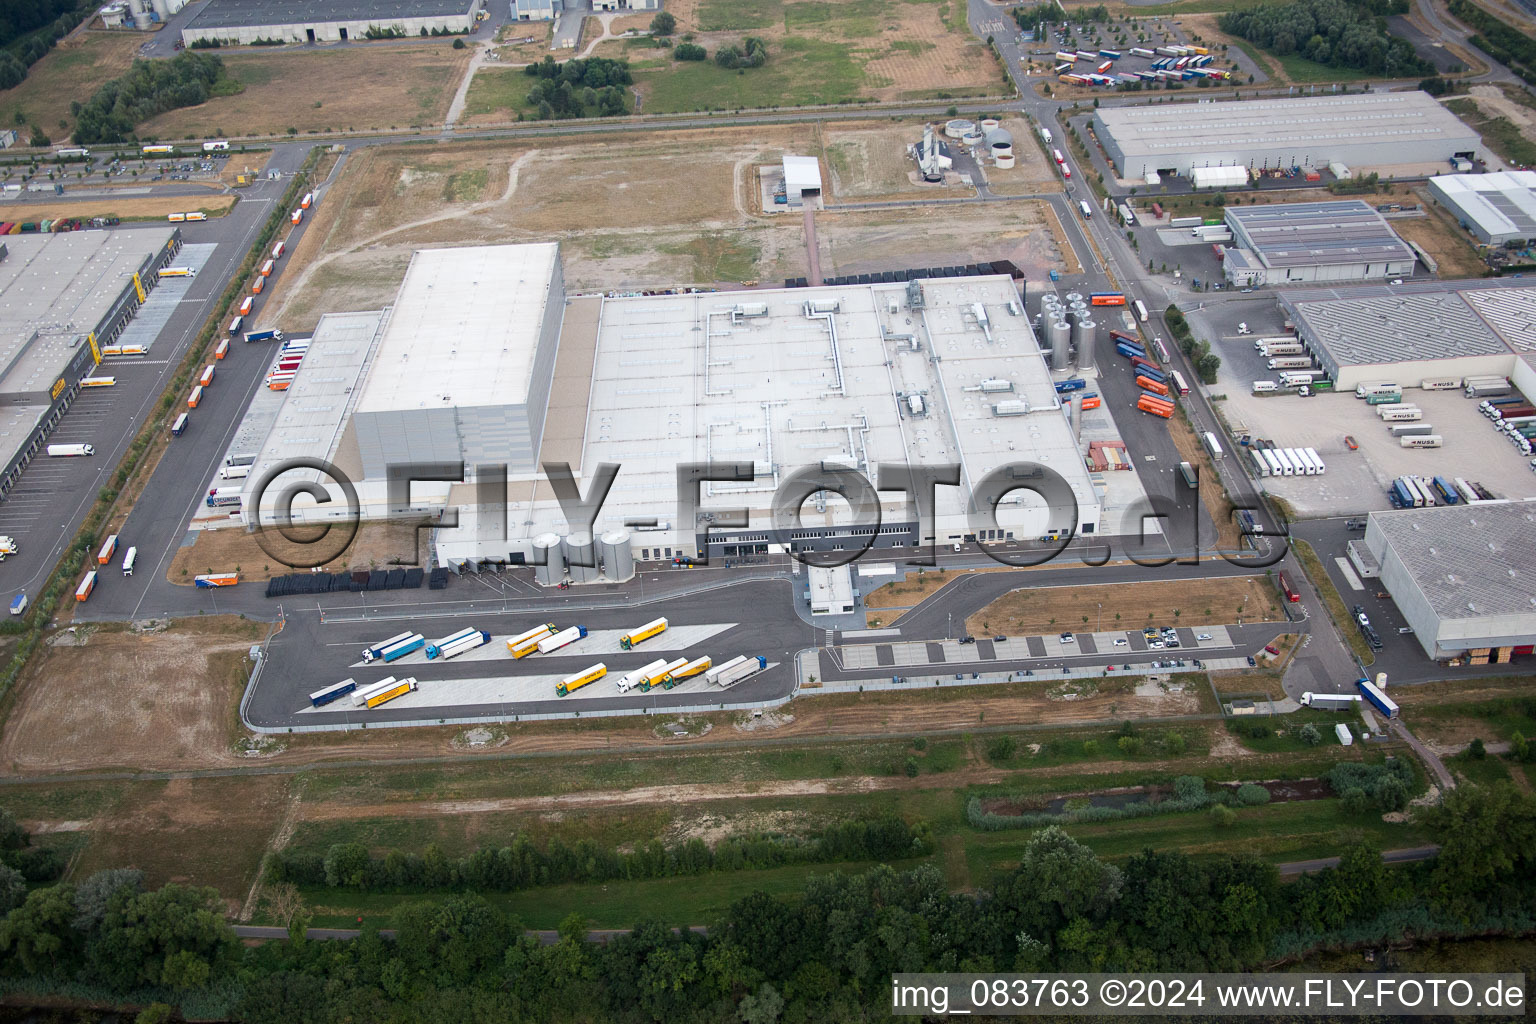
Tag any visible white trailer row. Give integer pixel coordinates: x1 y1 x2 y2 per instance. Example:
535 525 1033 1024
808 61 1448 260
1249 445 1326 478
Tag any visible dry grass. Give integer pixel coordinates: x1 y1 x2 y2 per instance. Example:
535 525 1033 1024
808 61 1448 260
981 118 1062 195
1167 408 1244 550
141 44 473 138
966 576 1284 635
0 619 264 774
493 21 555 61
167 519 431 584
0 31 143 139
0 193 237 224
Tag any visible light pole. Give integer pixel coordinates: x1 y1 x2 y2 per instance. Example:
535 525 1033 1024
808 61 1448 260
1097 602 1102 632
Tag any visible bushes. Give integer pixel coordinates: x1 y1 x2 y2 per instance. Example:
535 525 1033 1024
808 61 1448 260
968 776 1213 831
1219 0 1427 77
673 42 707 61
1329 758 1414 812
271 816 932 893
522 56 631 118
1164 304 1221 384
1235 783 1271 806
714 37 767 69
985 735 1016 762
71 52 229 144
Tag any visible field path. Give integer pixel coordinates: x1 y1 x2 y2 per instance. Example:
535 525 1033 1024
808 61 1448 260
269 150 534 323
445 41 498 129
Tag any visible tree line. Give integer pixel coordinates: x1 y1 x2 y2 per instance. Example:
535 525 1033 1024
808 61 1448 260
268 816 930 894
1219 0 1429 77
0 0 94 90
522 56 632 119
1164 305 1221 384
1446 0 1536 85
70 52 231 145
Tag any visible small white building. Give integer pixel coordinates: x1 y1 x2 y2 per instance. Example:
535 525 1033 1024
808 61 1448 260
511 0 557 19
782 156 822 206
808 565 855 616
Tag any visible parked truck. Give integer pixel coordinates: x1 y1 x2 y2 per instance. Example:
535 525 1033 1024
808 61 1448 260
1267 357 1313 370
308 678 358 708
643 658 691 692
537 625 587 654
507 623 558 658
1356 677 1398 718
668 655 712 683
706 655 768 688
361 631 417 664
620 658 671 693
366 677 417 709
1300 691 1362 708
243 329 284 344
426 627 490 660
1401 435 1443 448
619 617 668 650
556 663 607 697
47 443 94 457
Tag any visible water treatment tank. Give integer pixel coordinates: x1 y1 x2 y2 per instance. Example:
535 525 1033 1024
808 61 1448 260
599 528 636 583
563 532 599 584
1047 318 1072 371
532 533 563 587
944 119 975 139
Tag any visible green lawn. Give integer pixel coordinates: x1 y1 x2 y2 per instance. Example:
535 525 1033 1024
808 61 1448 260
636 37 869 112
697 0 783 31
1272 52 1380 83
658 232 764 284
460 68 538 120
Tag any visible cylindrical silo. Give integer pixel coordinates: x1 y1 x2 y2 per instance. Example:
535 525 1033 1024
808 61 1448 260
994 152 1015 169
1068 300 1089 318
1040 295 1061 317
1064 291 1084 305
563 532 599 584
1071 319 1096 370
979 118 1001 132
599 528 635 583
532 533 563 587
1077 317 1097 371
1071 394 1084 443
1047 318 1072 371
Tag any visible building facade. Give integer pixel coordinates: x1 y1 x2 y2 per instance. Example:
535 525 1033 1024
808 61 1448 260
182 0 476 46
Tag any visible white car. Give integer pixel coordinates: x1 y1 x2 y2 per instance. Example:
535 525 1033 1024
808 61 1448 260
1113 638 1128 646
1196 633 1212 641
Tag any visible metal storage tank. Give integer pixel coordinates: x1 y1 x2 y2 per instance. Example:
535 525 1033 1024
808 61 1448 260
1072 319 1096 369
1071 394 1085 442
532 533 563 587
563 532 599 584
994 152 1016 169
1047 318 1072 371
599 528 636 582
1065 292 1084 305
1077 317 1098 371
979 118 1001 132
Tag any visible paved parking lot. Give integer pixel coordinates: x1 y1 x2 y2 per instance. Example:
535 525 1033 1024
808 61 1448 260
834 624 1236 670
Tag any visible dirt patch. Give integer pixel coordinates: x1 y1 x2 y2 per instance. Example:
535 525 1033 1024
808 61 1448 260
665 808 810 845
981 118 1061 195
1167 408 1245 550
1468 84 1536 131
168 518 431 584
816 200 1058 280
967 576 1283 636
141 43 473 138
0 193 237 224
493 22 555 61
0 618 265 774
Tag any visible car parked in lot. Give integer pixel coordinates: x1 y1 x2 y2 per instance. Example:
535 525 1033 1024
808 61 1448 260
1264 643 1280 655
1196 633 1212 641
992 635 1008 643
1113 638 1128 646
1059 632 1075 643
959 635 976 644
1344 435 1359 450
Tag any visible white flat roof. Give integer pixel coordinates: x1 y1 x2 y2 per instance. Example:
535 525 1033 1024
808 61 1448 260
561 278 1098 538
355 244 557 414
783 155 822 190
1430 171 1536 242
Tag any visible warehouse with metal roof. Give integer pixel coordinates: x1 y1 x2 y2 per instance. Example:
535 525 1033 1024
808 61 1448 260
1278 279 1536 389
181 0 475 45
1365 501 1536 661
1091 91 1482 180
1428 171 1536 247
1221 200 1417 287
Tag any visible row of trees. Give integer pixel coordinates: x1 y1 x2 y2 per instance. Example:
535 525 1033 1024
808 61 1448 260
1163 305 1221 384
1446 0 1536 84
0 0 93 90
521 56 632 119
1218 0 1429 77
269 817 931 893
70 52 230 145
0 786 1532 1020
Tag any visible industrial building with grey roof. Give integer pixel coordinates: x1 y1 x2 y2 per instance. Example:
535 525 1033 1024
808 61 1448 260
1277 278 1536 390
1428 171 1536 247
181 0 475 45
1221 200 1417 287
1092 91 1482 180
1365 501 1536 660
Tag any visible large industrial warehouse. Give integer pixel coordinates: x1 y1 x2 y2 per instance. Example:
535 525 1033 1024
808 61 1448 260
1092 91 1482 180
0 228 180 503
181 0 477 46
1365 502 1536 662
1428 171 1536 247
1220 200 1417 287
235 243 1119 577
1279 279 1536 390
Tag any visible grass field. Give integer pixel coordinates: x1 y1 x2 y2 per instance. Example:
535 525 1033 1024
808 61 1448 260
631 0 1002 112
966 576 1283 636
458 67 539 123
1444 95 1536 168
140 44 472 138
1272 52 1380 83
0 31 142 140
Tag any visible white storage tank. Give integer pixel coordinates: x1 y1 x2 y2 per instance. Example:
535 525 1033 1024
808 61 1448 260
944 119 975 139
532 533 563 587
1071 319 1095 369
599 528 635 582
563 532 599 584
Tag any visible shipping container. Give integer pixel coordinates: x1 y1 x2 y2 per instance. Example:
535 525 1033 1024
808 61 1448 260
171 412 189 437
1267 357 1312 370
1251 448 1270 476
1251 381 1278 394
1201 431 1224 460
556 663 607 697
75 571 96 602
1170 371 1190 396
1420 376 1460 391
1367 392 1402 406
215 338 229 360
1355 382 1401 399
199 365 215 387
1379 406 1422 422
309 679 357 708
187 385 203 409
97 534 118 565
1357 678 1398 718
1401 435 1443 448
194 572 239 587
